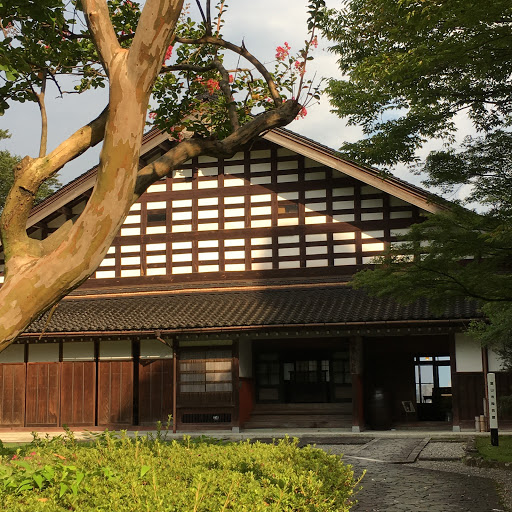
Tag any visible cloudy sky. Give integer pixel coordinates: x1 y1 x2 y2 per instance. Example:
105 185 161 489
0 0 471 196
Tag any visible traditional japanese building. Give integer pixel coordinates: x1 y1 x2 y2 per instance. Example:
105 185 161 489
0 127 509 432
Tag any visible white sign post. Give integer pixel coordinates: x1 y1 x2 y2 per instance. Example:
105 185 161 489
487 373 499 447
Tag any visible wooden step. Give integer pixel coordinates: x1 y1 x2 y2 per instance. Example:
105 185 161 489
244 414 351 429
243 402 352 429
250 403 351 415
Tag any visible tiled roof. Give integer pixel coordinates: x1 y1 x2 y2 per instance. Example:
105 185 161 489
26 284 480 334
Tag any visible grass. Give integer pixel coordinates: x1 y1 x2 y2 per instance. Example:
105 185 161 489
475 435 512 463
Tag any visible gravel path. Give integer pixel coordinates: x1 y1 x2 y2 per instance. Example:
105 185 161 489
319 441 512 512
416 460 512 512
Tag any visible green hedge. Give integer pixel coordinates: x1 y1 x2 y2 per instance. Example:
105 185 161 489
0 431 360 511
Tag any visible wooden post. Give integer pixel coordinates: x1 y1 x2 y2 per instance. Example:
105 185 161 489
449 335 460 432
232 340 240 432
482 347 489 431
350 336 364 432
172 338 178 434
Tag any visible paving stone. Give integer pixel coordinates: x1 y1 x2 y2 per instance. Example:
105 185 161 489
320 443 506 512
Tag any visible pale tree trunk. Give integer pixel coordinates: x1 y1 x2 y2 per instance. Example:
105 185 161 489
0 0 301 351
0 0 183 350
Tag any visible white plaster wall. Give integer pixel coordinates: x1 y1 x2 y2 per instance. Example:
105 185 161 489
62 342 95 361
29 343 59 362
140 339 173 359
455 333 482 372
488 349 506 372
99 340 132 360
0 344 24 363
239 339 253 378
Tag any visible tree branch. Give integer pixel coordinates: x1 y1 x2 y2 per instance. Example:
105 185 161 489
160 63 217 74
0 107 108 259
41 106 109 181
174 34 282 106
128 0 184 91
134 99 300 196
213 57 239 131
82 0 121 76
34 70 48 158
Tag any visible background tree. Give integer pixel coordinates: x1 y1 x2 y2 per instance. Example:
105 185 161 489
0 0 324 349
0 130 60 210
321 0 512 364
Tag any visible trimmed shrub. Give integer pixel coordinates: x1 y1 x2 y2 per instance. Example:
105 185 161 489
0 431 360 511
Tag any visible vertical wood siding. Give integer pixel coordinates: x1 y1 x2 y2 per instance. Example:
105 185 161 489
0 364 25 426
25 363 60 427
60 362 96 426
98 361 133 426
138 359 173 425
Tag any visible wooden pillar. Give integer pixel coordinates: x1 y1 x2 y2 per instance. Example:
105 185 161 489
449 334 460 432
232 340 240 432
172 339 178 433
132 338 140 426
350 336 364 432
482 346 489 430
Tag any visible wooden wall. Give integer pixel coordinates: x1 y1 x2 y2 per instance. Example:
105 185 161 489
60 362 96 426
0 341 238 430
138 359 173 425
25 363 60 427
98 361 134 426
0 364 25 427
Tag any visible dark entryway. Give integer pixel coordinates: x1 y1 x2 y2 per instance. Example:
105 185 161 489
414 355 452 421
254 340 352 405
364 335 453 427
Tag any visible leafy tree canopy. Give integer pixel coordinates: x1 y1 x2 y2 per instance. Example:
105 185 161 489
322 0 512 364
322 0 512 166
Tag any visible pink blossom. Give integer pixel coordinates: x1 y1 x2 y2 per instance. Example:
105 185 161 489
11 454 18 460
205 78 220 95
311 36 318 49
148 112 157 119
275 42 291 61
294 60 305 75
164 45 173 61
229 74 234 83
295 106 307 120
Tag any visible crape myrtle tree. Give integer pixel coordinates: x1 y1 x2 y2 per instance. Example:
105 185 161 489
0 130 61 210
321 0 512 366
0 0 324 349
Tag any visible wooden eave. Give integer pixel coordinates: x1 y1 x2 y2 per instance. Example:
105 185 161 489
263 128 447 214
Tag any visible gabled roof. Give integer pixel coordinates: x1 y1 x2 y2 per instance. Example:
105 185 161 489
266 128 446 213
24 126 446 229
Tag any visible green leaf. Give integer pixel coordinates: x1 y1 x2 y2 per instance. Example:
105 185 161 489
33 474 44 489
59 482 68 498
139 465 151 478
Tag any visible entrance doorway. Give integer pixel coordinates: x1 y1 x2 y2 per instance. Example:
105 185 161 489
254 343 351 404
414 355 452 421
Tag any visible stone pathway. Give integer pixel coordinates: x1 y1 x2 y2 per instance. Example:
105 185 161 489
320 439 508 512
